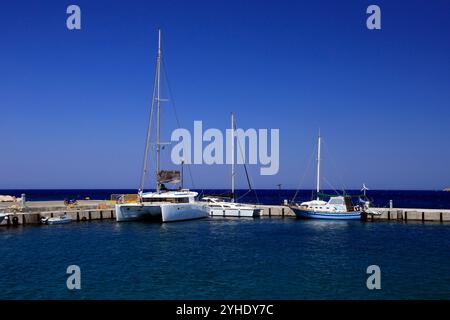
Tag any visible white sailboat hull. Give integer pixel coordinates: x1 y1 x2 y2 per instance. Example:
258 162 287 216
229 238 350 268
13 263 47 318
116 202 209 222
209 208 260 217
45 216 72 225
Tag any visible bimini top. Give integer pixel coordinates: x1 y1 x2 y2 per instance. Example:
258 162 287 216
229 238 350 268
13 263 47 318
141 190 198 199
300 196 353 212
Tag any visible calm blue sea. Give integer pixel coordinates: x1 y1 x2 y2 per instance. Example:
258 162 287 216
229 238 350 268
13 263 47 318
1 219 449 300
0 189 449 300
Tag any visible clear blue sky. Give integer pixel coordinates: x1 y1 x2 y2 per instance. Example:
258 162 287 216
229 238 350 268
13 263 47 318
1 0 449 190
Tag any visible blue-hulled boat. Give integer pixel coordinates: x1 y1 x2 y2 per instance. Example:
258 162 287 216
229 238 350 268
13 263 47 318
289 133 362 220
291 196 362 220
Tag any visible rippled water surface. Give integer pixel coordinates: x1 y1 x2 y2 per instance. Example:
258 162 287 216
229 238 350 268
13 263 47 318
1 218 449 299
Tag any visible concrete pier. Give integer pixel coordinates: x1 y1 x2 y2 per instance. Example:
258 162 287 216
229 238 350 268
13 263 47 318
250 205 296 217
1 200 450 226
364 207 450 222
254 205 450 222
0 200 115 226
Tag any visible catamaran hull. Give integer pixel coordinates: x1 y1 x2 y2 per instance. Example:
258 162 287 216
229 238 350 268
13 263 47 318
209 208 261 217
292 208 362 220
161 203 209 222
115 203 161 221
116 203 209 222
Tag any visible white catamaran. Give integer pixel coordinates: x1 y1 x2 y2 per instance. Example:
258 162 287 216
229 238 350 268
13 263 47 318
115 30 209 223
203 113 261 217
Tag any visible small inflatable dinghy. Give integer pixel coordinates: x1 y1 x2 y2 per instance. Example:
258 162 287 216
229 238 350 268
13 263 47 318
41 215 72 225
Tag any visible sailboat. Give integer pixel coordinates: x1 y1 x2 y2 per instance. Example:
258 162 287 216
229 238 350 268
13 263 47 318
115 30 209 223
289 134 362 220
202 113 261 217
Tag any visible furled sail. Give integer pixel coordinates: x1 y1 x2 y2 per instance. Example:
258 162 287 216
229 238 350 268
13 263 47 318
157 170 181 184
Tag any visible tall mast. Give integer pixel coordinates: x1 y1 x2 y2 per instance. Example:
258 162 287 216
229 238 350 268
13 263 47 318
231 112 235 202
139 31 159 194
156 29 162 193
316 132 321 200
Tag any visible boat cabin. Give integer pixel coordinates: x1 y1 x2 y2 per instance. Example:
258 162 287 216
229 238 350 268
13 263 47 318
202 197 237 209
140 190 198 204
300 196 355 212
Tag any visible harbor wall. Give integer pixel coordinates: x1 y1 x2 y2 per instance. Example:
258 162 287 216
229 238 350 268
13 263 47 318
256 206 450 222
366 208 450 222
253 205 296 217
0 200 116 226
1 201 450 226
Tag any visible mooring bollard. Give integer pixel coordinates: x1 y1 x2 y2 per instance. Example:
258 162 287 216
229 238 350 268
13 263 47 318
21 193 26 207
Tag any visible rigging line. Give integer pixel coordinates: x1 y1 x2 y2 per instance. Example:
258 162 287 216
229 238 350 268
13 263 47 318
236 189 252 202
233 117 260 204
292 143 316 203
321 138 347 193
233 117 250 189
161 59 182 128
322 176 341 196
144 92 160 190
146 144 157 190
140 60 159 192
161 58 196 189
142 143 157 191
291 142 316 203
